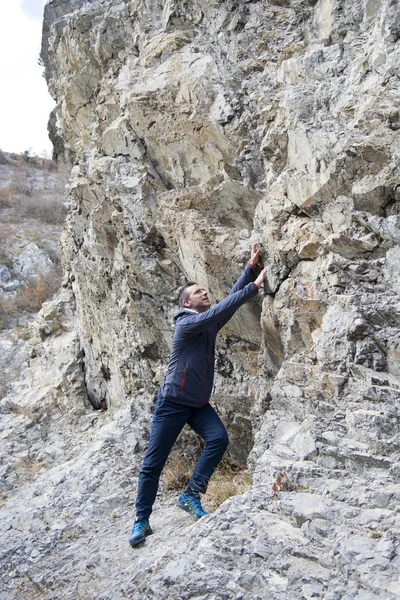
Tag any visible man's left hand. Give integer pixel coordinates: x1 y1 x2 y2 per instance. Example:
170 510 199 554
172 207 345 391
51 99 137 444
250 242 262 268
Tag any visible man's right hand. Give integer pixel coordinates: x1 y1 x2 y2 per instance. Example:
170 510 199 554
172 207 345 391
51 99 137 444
254 267 268 290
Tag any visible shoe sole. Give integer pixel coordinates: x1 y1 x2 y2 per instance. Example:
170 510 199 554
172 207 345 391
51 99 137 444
176 501 206 521
129 527 153 547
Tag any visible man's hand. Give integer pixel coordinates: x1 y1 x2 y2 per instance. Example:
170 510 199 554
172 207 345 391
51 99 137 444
249 242 262 268
254 267 267 290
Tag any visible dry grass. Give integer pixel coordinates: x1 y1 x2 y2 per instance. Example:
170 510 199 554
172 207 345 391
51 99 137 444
13 457 46 479
205 463 253 511
9 169 66 223
3 151 57 172
10 171 34 197
7 402 32 419
0 187 12 209
163 453 253 511
18 271 62 312
14 194 67 224
0 239 14 268
163 453 194 492
0 154 66 224
0 267 62 329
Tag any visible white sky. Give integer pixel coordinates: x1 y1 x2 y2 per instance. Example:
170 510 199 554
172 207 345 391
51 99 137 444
0 0 55 157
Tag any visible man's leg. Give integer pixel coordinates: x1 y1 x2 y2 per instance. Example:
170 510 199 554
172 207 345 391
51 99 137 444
186 403 229 496
135 395 192 521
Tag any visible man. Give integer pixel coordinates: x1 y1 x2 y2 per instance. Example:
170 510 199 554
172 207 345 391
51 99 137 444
129 243 267 546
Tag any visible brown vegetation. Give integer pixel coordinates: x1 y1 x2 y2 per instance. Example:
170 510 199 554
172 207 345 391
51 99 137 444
163 452 195 492
271 471 289 500
4 150 57 172
0 267 62 329
0 151 65 224
0 188 12 209
0 152 65 330
163 452 253 511
205 463 253 511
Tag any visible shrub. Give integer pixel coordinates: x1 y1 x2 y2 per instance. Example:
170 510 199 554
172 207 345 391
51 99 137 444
25 196 67 225
205 464 252 511
10 171 34 197
0 266 62 329
16 268 62 313
9 170 66 224
163 453 194 491
0 245 14 269
40 158 58 173
0 188 12 209
1 156 64 224
163 452 253 511
0 296 11 329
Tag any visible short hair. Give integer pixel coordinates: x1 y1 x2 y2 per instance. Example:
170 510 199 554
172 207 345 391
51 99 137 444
178 282 197 307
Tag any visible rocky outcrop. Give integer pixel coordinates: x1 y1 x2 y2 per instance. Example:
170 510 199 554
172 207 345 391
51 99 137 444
0 0 399 598
0 155 65 398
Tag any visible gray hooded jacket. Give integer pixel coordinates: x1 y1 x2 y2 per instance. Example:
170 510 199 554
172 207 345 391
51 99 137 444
162 263 258 408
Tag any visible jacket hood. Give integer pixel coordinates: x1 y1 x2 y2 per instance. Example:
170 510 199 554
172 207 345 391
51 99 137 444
173 308 196 323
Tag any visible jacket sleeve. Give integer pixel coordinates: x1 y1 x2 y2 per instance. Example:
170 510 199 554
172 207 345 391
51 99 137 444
177 282 258 335
216 263 258 330
228 263 257 296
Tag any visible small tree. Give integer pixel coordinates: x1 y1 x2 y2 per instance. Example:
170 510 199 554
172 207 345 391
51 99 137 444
23 149 32 163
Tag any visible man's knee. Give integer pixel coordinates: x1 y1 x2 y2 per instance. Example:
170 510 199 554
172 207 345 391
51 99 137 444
141 452 168 476
210 429 229 451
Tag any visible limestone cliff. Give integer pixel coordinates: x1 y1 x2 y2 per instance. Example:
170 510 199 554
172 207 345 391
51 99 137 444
0 1 399 598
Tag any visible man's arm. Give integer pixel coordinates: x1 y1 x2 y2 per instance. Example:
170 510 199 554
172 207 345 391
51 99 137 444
217 243 264 330
228 243 262 296
177 283 258 335
178 267 267 335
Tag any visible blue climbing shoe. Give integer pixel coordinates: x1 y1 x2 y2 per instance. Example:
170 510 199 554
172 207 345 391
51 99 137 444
129 518 153 547
177 492 208 520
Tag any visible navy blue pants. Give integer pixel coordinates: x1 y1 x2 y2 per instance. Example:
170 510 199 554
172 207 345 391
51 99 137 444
135 394 229 520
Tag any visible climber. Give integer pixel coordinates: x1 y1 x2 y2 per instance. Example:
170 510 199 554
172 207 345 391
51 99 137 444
129 243 267 546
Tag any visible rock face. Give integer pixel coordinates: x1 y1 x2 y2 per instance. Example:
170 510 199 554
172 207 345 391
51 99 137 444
0 0 399 598
0 154 65 398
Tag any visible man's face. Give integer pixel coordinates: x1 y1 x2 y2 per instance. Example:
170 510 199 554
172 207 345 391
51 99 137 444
183 285 211 313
